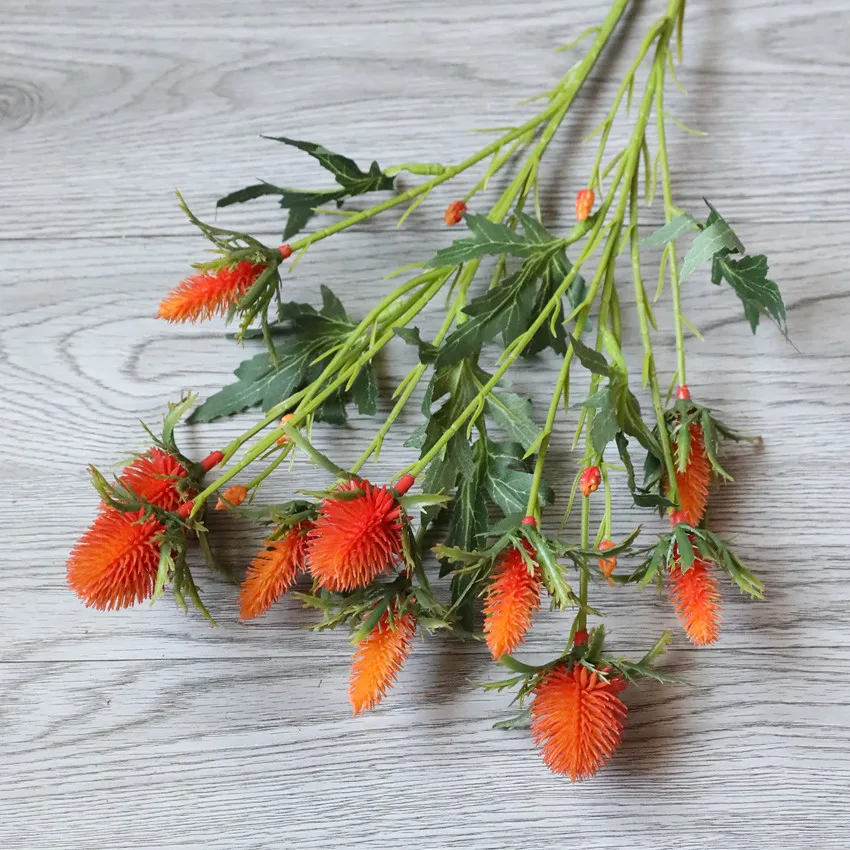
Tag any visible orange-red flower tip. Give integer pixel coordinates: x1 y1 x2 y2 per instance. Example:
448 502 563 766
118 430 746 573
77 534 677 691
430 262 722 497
117 448 189 512
307 480 404 591
157 260 264 323
239 521 311 620
483 546 542 659
215 484 248 510
668 556 722 646
521 515 538 527
579 466 602 498
349 610 416 715
444 200 467 226
531 663 627 781
575 188 595 222
673 424 711 526
676 384 691 400
200 450 224 472
275 413 296 446
394 473 415 496
598 539 617 583
279 243 292 260
67 509 163 610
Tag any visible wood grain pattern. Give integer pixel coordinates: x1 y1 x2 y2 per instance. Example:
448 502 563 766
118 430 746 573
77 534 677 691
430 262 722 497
2 0 850 847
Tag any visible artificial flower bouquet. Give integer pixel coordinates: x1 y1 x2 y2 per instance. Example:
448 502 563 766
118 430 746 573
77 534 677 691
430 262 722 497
67 0 785 781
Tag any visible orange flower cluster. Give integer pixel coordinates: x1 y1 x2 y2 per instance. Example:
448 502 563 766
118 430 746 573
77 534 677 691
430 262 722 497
484 545 542 659
531 664 627 781
68 448 192 610
157 261 265 323
349 609 417 715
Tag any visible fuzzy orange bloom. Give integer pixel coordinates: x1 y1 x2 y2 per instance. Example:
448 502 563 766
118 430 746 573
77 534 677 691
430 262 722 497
484 546 542 659
116 448 189 512
215 484 248 510
307 480 404 591
349 610 417 715
239 522 311 620
531 664 628 781
673 423 711 526
668 555 721 646
157 261 265 323
67 509 163 610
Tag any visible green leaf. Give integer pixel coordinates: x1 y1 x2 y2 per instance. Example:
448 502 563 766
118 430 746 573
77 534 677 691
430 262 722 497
568 334 611 377
590 388 618 454
484 391 541 451
351 364 378 416
263 136 396 194
493 709 532 730
673 525 695 571
283 204 317 240
680 203 745 281
425 214 541 267
217 182 287 208
393 326 438 364
712 254 786 333
484 440 553 515
437 273 536 366
641 213 699 247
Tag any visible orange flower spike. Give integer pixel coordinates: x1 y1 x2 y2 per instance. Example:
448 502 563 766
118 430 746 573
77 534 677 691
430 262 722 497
484 545 542 659
215 484 249 511
579 465 601 498
157 260 265 323
531 663 628 781
444 200 467 225
673 423 712 526
575 188 595 222
67 509 164 610
117 448 190 512
307 479 404 591
239 521 311 620
349 610 417 715
668 555 722 646
598 539 617 585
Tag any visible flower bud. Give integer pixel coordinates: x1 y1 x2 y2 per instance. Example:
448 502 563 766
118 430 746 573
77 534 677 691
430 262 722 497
575 188 595 222
215 484 249 510
444 200 467 226
579 466 601 498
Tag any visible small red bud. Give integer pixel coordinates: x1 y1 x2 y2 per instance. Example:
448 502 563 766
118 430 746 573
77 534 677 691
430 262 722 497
573 629 589 646
676 384 691 400
200 450 224 472
444 200 467 226
279 244 293 260
521 516 538 527
598 539 617 582
216 484 248 510
177 500 195 519
579 466 602 498
575 188 595 222
394 474 415 496
275 413 296 446
669 510 687 526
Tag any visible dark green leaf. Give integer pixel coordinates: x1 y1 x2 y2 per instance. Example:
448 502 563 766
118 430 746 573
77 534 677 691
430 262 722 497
590 388 618 454
426 214 539 267
484 391 541 451
351 364 378 416
393 326 438 364
283 204 316 240
568 334 611 377
712 254 786 333
680 202 744 280
484 440 553 515
217 182 286 208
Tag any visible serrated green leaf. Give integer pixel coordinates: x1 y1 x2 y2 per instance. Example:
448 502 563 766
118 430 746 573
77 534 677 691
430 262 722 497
680 204 745 280
641 213 699 247
712 254 786 333
393 326 438 364
425 214 538 267
568 334 611 377
484 440 553 515
590 388 618 453
351 364 378 416
484 391 541 451
217 182 286 208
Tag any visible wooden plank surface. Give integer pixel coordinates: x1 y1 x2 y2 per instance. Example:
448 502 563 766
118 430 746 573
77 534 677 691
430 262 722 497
2 1 850 847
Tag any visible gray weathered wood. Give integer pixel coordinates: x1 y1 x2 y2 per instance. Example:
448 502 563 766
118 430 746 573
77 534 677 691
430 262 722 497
2 1 850 847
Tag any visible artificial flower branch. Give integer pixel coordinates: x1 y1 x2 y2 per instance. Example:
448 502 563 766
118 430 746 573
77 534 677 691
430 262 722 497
67 0 787 783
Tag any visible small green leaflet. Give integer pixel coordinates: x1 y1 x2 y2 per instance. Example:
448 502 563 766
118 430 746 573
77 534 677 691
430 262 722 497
568 334 611 377
484 390 541 451
712 253 786 333
217 136 395 240
189 286 375 424
393 326 438 364
641 212 700 247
